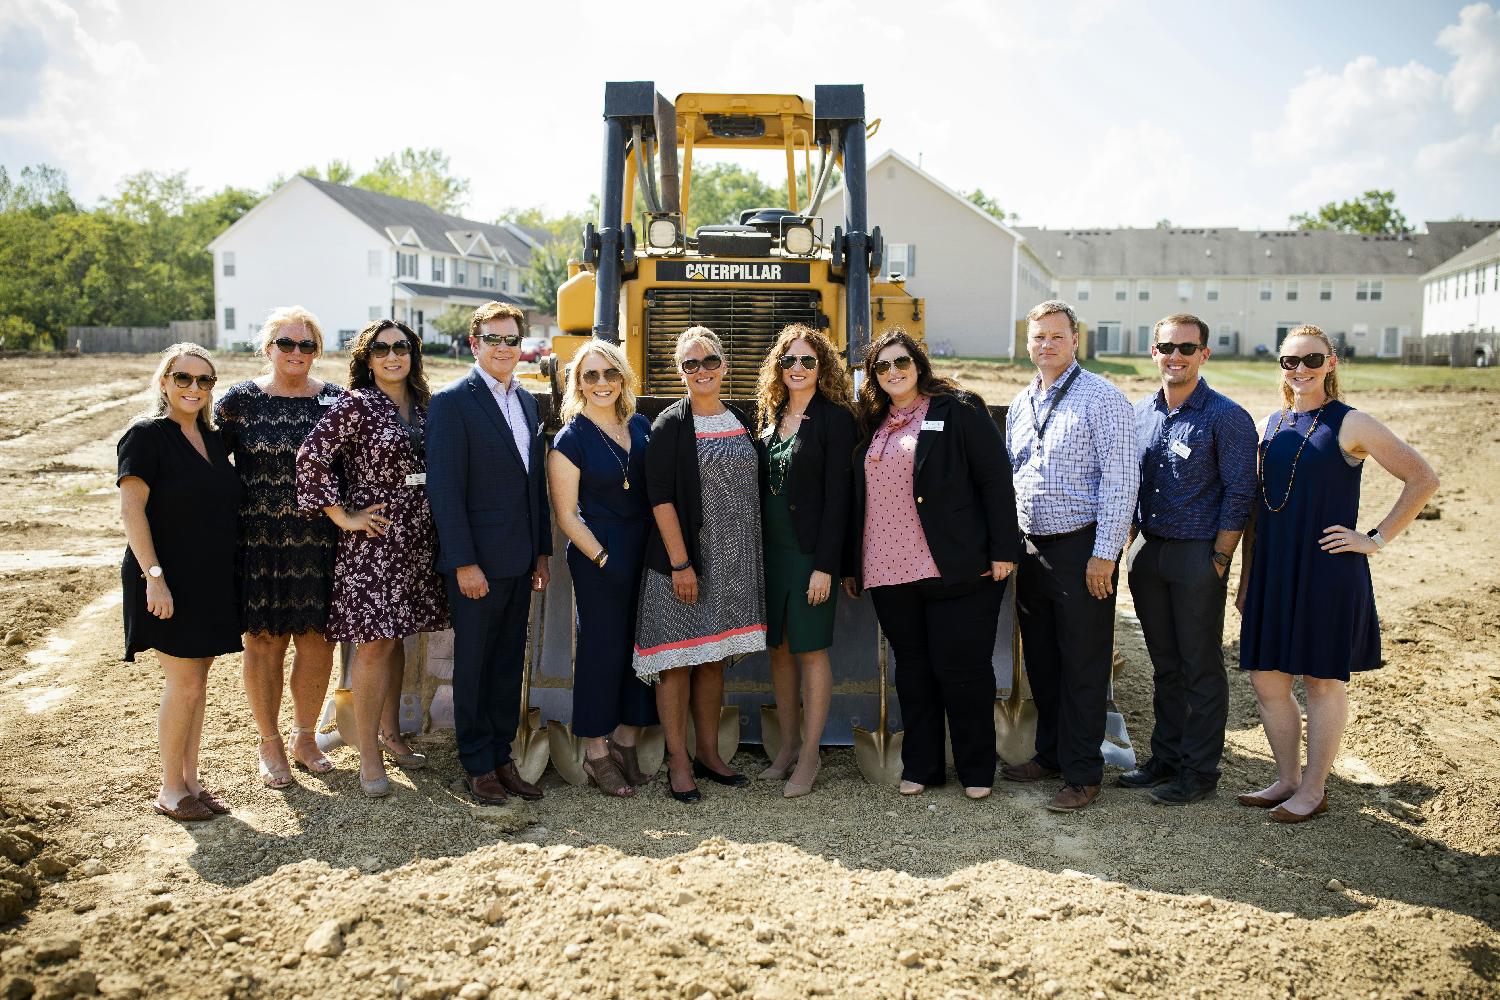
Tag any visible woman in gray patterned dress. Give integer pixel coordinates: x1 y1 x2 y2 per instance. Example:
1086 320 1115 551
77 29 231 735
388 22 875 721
634 327 766 803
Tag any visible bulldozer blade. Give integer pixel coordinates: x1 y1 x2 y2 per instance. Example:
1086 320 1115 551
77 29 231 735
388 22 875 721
546 722 588 786
852 727 905 786
324 686 358 753
995 697 1038 765
633 725 665 779
759 704 784 762
510 707 550 786
683 707 741 765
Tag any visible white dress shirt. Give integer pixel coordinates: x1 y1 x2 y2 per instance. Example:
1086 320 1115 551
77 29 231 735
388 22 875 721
473 364 531 472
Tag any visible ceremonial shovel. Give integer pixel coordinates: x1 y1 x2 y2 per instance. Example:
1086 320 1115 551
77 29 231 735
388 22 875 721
509 588 551 784
853 633 904 785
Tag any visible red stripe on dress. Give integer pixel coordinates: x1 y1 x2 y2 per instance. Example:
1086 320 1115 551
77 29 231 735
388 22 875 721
694 428 748 439
634 623 766 657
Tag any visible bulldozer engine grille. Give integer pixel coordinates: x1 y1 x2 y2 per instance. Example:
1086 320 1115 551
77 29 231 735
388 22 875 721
643 288 824 397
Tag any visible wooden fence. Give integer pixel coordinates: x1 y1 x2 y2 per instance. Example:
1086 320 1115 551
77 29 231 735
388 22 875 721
68 320 216 354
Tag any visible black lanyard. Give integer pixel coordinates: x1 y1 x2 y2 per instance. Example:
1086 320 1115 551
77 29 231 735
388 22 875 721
1030 366 1081 441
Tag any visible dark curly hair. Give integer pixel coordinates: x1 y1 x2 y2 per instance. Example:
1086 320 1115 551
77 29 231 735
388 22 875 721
855 328 963 435
348 319 432 408
755 324 856 433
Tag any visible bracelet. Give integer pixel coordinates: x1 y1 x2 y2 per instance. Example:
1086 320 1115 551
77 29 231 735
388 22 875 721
593 547 609 568
670 559 692 572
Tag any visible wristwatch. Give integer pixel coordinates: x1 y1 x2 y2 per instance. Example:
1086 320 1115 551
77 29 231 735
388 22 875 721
1211 551 1232 569
671 558 693 572
593 547 609 569
146 565 163 579
1366 528 1387 550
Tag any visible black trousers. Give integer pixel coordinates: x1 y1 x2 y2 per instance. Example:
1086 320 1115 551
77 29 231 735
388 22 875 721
1127 535 1230 779
1017 528 1115 786
446 573 531 776
870 576 1006 787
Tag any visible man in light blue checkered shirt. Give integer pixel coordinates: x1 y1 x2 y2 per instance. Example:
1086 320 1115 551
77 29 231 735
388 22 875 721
1002 300 1138 813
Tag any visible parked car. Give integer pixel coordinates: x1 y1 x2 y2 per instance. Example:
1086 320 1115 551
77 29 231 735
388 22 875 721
520 337 551 362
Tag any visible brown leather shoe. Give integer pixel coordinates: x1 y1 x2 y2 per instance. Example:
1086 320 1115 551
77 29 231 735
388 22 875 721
1269 792 1329 824
1045 783 1102 812
1237 790 1294 808
495 761 544 801
1002 759 1062 782
609 740 653 786
464 770 508 806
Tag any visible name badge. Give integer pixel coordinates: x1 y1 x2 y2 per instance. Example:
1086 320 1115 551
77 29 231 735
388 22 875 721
405 473 427 486
1170 440 1192 459
318 395 336 406
921 420 945 431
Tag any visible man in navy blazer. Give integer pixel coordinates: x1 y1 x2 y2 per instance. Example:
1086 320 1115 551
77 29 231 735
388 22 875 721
426 300 551 804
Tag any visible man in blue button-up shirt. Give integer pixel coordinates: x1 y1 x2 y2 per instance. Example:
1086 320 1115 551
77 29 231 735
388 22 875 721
1121 313 1256 805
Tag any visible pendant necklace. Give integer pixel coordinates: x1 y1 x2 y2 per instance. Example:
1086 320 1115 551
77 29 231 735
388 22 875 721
591 416 630 490
1258 405 1323 513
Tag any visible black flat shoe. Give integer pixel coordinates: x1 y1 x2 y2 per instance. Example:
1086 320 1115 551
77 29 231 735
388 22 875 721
692 758 748 787
668 778 702 804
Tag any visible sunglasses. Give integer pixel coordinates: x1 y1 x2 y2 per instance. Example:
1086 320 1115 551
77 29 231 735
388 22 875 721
580 367 623 386
274 337 318 355
369 341 412 359
168 372 218 391
1154 342 1202 356
873 355 915 375
680 355 723 374
1278 352 1327 371
478 333 522 348
778 354 818 371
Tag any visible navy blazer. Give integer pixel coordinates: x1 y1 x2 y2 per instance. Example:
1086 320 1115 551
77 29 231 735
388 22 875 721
425 368 552 580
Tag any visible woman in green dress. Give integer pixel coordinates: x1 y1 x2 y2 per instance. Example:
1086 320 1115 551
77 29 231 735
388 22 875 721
754 325 858 797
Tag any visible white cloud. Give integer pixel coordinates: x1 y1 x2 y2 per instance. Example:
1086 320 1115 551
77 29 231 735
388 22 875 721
1437 2 1500 117
1251 55 1441 161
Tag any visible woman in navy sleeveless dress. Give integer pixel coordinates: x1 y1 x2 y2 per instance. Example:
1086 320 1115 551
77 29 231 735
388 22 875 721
1237 326 1438 823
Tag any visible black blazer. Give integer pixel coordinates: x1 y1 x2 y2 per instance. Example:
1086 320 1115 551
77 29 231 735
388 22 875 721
850 391 1019 588
758 391 857 575
643 396 756 575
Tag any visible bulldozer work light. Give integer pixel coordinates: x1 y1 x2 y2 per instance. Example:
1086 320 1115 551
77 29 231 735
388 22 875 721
646 213 681 250
783 223 816 256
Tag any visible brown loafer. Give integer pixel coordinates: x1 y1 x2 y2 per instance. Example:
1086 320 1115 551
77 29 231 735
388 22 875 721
154 794 214 822
495 761 544 801
1002 759 1062 782
583 753 636 798
1269 793 1329 824
609 740 653 786
464 770 508 806
1237 790 1295 809
196 789 232 815
1045 783 1101 812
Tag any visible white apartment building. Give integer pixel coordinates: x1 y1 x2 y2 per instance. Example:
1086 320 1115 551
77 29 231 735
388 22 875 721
206 176 546 350
1422 229 1500 337
1021 222 1498 358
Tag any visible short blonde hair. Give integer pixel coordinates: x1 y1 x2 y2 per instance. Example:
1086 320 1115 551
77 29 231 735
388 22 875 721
561 339 637 425
143 342 218 430
1279 324 1343 407
674 325 724 367
258 305 325 356
1026 299 1079 334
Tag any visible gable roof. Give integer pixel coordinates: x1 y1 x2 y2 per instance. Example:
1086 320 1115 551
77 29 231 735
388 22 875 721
820 149 1026 243
1422 225 1500 279
298 176 534 266
1017 221 1500 279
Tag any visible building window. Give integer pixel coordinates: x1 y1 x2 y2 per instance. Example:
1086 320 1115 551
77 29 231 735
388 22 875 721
1136 325 1150 353
1113 280 1128 302
368 249 383 277
222 251 236 277
1320 279 1333 301
480 264 497 289
1383 326 1400 355
1205 279 1219 302
1137 281 1150 302
224 307 235 330
432 257 445 282
1216 323 1233 350
1259 279 1273 301
455 261 469 286
887 243 916 278
1096 321 1122 353
397 252 418 278
501 270 512 293
1176 279 1192 300
1076 279 1090 302
1285 280 1299 302
1356 279 1384 301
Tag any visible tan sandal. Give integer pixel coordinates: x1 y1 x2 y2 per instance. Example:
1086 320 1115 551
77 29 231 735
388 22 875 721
258 736 293 790
289 725 334 774
583 752 636 798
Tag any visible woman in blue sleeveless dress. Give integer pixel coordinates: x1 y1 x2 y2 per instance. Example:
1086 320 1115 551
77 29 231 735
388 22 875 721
1237 326 1438 823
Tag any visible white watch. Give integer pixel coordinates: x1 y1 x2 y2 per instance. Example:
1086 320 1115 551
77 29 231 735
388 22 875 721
1365 528 1386 550
147 565 163 578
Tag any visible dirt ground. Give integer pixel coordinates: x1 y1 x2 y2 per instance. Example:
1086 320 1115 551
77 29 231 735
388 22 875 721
0 353 1496 1000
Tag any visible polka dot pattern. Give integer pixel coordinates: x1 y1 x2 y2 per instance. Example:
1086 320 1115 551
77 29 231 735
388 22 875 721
862 396 940 588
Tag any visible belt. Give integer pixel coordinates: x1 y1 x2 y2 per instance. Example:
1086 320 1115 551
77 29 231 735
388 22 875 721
1140 531 1212 544
1024 522 1095 544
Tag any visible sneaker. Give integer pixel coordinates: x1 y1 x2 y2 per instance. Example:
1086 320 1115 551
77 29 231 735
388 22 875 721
1117 757 1178 789
1149 772 1218 806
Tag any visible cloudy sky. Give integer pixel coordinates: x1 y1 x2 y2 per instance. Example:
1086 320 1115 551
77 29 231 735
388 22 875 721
2 0 1497 231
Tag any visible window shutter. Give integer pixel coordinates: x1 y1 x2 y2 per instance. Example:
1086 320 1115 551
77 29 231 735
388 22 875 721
906 245 916 278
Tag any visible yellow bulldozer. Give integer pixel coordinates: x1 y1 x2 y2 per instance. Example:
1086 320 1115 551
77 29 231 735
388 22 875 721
551 82 923 392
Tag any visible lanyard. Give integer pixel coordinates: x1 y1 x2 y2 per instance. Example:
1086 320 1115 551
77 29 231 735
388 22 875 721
1030 366 1081 441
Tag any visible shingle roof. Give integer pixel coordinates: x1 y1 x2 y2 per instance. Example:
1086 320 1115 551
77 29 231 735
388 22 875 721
1017 222 1500 278
302 177 533 266
395 282 530 306
1422 227 1500 278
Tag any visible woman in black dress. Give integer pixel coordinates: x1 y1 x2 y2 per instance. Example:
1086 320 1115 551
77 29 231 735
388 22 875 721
217 307 344 789
118 343 243 822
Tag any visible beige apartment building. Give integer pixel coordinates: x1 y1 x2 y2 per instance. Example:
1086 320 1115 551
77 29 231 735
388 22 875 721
1020 222 1499 358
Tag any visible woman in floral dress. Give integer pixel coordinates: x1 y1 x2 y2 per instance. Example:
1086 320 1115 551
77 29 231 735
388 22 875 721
296 319 449 797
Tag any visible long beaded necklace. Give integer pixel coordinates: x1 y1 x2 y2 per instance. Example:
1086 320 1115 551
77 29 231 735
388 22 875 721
588 415 631 491
1258 405 1324 513
768 407 806 496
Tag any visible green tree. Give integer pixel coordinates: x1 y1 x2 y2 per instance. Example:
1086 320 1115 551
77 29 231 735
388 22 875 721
1290 190 1411 235
355 147 469 214
681 162 779 231
965 187 1018 224
0 164 77 216
526 240 573 318
1155 218 1173 229
430 304 472 357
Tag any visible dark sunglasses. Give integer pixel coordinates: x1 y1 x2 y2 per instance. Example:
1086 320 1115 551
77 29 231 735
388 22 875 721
778 354 818 371
478 333 522 348
274 337 318 355
680 355 723 374
369 341 412 359
1154 342 1202 356
580 367 623 386
168 372 218 391
873 355 915 375
1278 352 1327 371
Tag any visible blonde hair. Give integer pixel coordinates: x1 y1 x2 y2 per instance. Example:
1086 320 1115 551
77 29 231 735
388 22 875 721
560 339 637 425
755 324 854 433
674 325 724 367
1278 324 1343 407
257 305 325 355
143 342 218 430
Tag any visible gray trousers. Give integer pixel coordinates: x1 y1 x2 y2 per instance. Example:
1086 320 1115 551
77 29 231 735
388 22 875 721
1127 535 1230 778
